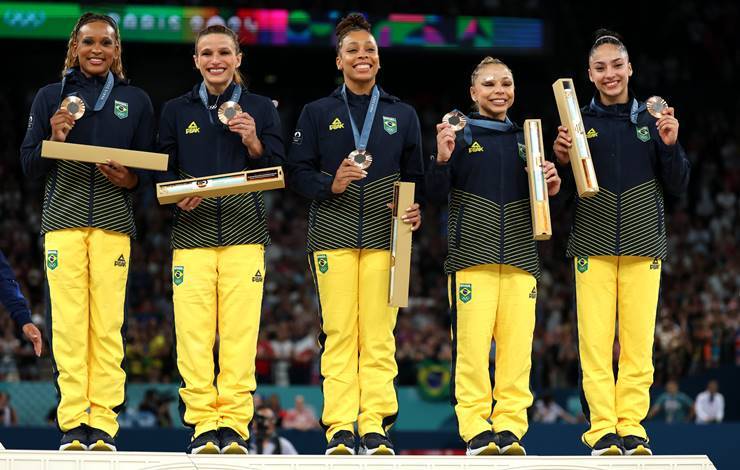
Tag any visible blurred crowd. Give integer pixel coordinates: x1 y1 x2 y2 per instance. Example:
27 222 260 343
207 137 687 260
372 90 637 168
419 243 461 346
0 0 737 423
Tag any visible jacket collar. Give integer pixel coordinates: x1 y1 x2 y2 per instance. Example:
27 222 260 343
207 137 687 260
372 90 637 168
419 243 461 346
587 91 646 124
65 67 126 87
330 84 399 103
188 81 240 102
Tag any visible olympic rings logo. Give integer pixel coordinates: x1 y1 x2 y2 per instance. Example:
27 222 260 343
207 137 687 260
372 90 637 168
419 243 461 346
3 10 47 28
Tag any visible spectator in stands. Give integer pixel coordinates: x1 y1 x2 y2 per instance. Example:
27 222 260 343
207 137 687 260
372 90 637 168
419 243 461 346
532 392 578 424
0 392 18 426
283 395 320 431
648 380 694 423
249 405 298 455
694 380 724 424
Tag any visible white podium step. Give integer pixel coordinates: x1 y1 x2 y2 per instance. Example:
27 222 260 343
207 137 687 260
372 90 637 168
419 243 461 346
0 451 717 470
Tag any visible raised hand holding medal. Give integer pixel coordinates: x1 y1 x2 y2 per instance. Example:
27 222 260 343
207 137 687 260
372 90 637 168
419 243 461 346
647 95 679 146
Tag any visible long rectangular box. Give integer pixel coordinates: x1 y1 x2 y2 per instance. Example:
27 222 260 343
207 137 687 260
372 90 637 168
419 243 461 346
41 140 168 171
552 78 599 197
156 167 284 204
523 119 552 240
388 181 415 308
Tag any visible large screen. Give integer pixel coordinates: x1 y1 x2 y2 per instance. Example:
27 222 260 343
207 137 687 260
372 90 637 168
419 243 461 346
0 3 544 51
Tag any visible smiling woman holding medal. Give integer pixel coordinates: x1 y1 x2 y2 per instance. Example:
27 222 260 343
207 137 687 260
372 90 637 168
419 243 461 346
429 57 560 457
552 29 690 456
156 25 284 455
19 12 154 452
287 13 424 456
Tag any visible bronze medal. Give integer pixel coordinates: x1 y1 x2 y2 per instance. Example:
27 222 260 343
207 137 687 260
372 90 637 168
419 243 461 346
646 96 668 119
348 149 372 169
218 101 242 125
443 110 467 131
60 96 86 120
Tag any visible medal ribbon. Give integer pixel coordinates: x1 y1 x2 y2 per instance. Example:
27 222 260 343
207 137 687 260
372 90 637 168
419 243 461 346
457 110 515 145
199 81 242 125
59 69 115 112
341 84 380 152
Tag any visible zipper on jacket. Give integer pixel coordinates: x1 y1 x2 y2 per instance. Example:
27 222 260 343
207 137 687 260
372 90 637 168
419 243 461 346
498 141 505 263
88 104 99 227
454 204 465 249
357 185 364 247
216 124 223 245
615 120 621 255
654 190 664 235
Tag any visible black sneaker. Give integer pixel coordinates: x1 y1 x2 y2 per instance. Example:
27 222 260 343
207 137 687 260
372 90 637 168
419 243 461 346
219 427 248 454
88 427 116 451
188 430 220 454
591 432 625 456
325 430 356 455
622 435 652 456
495 430 526 455
359 432 395 455
466 430 498 456
59 425 89 451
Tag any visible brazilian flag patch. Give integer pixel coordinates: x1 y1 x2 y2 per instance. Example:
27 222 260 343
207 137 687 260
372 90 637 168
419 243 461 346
459 283 472 303
518 142 527 161
46 250 58 270
576 256 589 273
317 254 329 274
383 116 397 135
173 266 184 286
114 100 128 119
636 125 650 142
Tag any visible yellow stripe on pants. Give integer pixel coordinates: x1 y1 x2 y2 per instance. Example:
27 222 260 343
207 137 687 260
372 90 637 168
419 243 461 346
311 249 399 441
575 255 661 446
449 264 536 443
45 228 129 437
173 244 264 439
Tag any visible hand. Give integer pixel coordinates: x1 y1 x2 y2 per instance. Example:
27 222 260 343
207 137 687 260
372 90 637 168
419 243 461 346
97 159 138 189
331 158 366 194
176 196 203 211
656 107 679 146
49 109 76 142
435 122 456 164
543 160 561 196
388 202 422 231
228 112 263 157
22 323 43 357
553 125 571 165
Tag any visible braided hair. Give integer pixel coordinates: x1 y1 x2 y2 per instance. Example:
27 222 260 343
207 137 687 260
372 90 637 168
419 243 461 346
62 12 124 79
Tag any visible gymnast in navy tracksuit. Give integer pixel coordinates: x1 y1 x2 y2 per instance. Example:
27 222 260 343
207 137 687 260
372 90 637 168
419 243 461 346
156 24 284 455
286 13 424 456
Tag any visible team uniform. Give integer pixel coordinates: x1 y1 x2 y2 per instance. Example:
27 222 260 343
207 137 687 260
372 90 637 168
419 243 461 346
157 81 284 450
287 85 424 451
20 67 154 447
427 115 539 454
561 95 690 452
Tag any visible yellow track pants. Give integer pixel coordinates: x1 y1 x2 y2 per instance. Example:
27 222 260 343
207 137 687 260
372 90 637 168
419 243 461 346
45 228 129 437
574 255 661 446
449 264 536 443
309 248 398 441
172 244 265 439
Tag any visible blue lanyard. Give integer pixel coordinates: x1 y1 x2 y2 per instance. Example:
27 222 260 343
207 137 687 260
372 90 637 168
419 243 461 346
59 70 115 112
199 81 242 125
454 110 514 145
589 97 641 124
341 84 380 151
